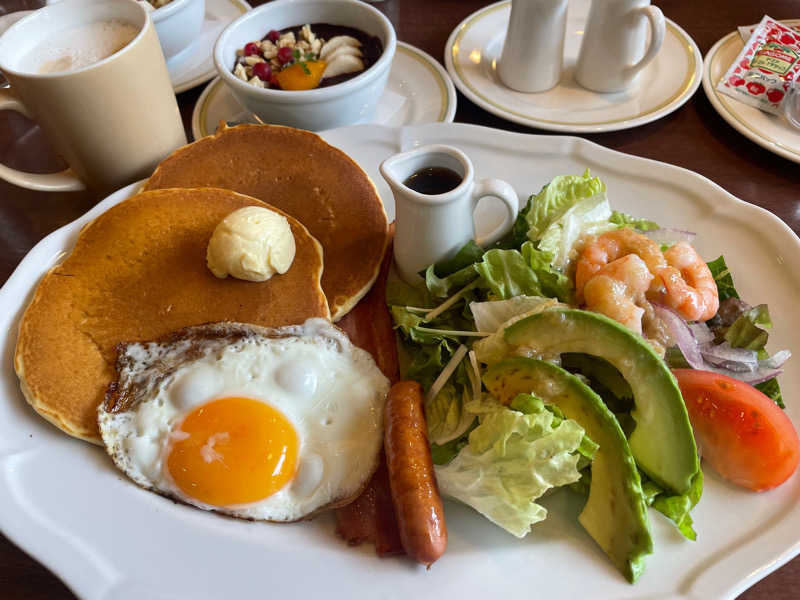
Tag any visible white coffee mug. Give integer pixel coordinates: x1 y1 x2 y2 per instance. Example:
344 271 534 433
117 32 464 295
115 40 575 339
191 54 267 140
380 145 519 284
0 0 187 192
574 0 665 93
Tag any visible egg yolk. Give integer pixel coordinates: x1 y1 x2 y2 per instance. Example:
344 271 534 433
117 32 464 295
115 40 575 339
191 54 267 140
166 396 298 506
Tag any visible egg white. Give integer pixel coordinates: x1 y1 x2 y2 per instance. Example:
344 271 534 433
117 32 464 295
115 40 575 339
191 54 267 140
99 318 390 521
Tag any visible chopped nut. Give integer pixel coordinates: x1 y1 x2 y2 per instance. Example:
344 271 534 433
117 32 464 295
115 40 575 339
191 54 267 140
310 38 322 55
278 31 296 47
248 76 266 88
301 24 316 44
234 62 248 81
244 55 266 65
260 40 278 59
296 40 310 52
236 49 244 57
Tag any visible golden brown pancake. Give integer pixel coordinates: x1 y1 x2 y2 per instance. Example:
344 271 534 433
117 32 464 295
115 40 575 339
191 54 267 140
14 187 329 444
143 124 389 321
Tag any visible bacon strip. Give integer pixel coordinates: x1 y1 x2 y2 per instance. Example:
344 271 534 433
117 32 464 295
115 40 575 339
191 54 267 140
335 231 404 556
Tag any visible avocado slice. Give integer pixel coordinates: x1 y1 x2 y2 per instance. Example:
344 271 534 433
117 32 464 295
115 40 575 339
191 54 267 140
484 357 653 583
503 309 699 494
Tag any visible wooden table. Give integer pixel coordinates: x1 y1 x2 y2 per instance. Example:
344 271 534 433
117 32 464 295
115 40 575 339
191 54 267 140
2 1 799 598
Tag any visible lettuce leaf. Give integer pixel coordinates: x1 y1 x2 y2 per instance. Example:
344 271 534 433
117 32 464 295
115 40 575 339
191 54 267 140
435 397 586 538
426 383 477 446
523 170 607 242
521 242 573 302
724 304 771 350
475 248 542 299
536 193 615 269
706 256 739 302
609 211 660 232
641 470 703 540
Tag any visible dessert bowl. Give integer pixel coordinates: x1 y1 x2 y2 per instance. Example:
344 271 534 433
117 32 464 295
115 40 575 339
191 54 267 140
213 0 396 131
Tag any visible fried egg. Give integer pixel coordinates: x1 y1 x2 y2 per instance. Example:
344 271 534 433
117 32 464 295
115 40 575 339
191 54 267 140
98 318 390 521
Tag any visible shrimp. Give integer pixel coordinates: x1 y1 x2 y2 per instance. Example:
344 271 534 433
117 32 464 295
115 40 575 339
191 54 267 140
575 228 666 302
583 254 653 334
650 242 719 322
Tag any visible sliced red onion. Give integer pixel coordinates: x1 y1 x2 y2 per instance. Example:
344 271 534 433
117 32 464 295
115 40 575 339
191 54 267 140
652 303 787 385
642 228 697 246
687 322 715 345
760 350 792 369
652 303 705 368
700 342 758 372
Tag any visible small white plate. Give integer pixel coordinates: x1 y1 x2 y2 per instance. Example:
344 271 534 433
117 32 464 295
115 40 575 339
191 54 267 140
168 0 250 94
191 41 457 139
702 21 800 165
444 0 702 133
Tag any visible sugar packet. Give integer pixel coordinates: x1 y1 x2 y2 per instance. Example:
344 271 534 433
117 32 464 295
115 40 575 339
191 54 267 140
717 15 800 116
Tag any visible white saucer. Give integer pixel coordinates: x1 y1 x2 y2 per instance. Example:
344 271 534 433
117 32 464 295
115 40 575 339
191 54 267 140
702 21 800 165
168 0 251 94
191 41 457 139
444 0 702 133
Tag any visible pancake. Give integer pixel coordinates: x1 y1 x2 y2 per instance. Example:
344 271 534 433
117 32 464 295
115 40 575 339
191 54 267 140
14 187 329 444
143 124 389 321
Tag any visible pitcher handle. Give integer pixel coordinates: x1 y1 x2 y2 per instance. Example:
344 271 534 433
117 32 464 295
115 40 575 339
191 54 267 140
0 88 86 192
626 5 665 76
472 178 519 247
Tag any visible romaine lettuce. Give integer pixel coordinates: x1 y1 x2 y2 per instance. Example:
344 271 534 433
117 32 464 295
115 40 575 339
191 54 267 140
435 397 586 538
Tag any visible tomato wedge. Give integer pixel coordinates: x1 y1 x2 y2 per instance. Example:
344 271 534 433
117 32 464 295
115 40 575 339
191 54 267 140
672 369 800 491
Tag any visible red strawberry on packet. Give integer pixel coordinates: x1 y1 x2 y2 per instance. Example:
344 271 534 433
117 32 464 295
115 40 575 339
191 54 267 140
718 15 800 116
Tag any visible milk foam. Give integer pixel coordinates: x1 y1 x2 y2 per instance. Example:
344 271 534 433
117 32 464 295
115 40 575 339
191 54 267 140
20 20 139 74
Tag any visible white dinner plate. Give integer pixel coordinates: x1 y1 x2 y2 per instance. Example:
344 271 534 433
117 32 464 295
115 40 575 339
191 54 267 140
168 0 251 94
191 42 457 139
702 21 800 164
445 0 702 132
1 122 800 599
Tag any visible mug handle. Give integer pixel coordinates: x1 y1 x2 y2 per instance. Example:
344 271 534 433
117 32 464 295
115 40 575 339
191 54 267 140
0 88 86 192
472 178 519 247
626 5 665 76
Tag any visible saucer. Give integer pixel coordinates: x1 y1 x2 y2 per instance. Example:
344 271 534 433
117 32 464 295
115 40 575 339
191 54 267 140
191 41 457 139
168 0 250 94
702 21 800 165
444 0 702 133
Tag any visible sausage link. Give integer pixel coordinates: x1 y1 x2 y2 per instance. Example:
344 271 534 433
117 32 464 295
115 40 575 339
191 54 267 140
384 380 447 566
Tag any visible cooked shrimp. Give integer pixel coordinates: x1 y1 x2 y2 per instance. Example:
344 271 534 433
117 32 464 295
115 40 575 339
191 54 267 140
583 254 653 334
575 228 666 302
650 242 719 322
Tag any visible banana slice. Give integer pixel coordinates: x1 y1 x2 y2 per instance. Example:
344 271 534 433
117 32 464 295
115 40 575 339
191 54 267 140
319 35 362 60
322 55 365 79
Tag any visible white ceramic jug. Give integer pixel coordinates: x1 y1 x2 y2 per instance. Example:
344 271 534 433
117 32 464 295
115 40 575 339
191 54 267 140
574 0 665 93
497 0 569 93
380 145 519 284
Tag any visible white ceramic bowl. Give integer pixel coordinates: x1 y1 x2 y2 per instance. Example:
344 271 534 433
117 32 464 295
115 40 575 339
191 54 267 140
151 0 205 60
213 0 396 131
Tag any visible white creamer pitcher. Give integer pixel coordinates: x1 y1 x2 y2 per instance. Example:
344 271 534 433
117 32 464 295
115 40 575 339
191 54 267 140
380 145 519 284
574 0 665 93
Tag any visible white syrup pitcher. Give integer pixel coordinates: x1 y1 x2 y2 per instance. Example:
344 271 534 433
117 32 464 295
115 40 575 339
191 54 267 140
380 145 519 284
574 0 665 93
497 0 569 93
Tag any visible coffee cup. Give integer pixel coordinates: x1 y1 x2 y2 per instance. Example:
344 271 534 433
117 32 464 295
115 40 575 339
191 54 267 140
0 0 187 193
574 0 665 94
380 145 519 284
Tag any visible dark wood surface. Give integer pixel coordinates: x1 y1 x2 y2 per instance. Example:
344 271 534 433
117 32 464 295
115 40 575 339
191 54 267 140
2 1 799 598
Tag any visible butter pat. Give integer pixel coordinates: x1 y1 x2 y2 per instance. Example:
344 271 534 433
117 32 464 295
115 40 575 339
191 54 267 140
207 206 296 282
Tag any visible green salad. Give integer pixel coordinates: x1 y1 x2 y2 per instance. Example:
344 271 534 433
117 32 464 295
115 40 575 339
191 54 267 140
387 170 790 582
